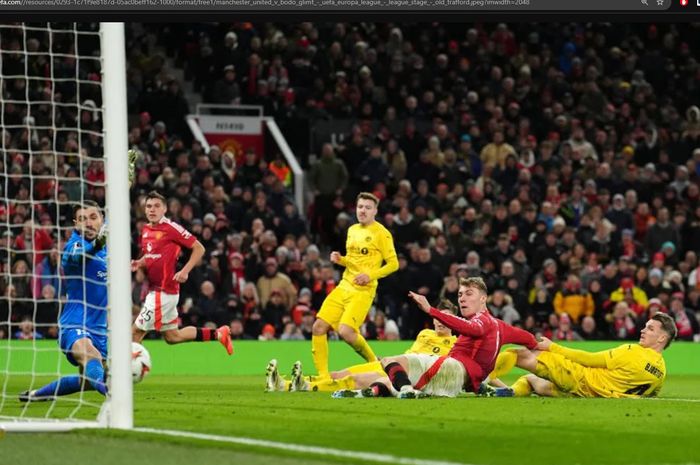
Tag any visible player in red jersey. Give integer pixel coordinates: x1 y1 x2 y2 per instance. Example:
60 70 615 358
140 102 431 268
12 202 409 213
372 277 537 398
131 191 233 355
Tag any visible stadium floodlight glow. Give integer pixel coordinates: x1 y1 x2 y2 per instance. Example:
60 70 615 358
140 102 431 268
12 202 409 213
0 22 131 433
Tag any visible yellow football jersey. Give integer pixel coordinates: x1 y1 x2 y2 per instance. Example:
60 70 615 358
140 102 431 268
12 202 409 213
583 344 666 398
405 329 456 356
338 221 398 293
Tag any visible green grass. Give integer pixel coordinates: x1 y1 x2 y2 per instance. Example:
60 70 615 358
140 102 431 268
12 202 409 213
1 342 700 465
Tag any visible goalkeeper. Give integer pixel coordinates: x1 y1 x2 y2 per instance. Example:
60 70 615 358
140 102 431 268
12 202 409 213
20 201 109 401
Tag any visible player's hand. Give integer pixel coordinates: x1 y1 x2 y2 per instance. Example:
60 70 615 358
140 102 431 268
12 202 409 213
408 291 431 313
536 337 552 351
130 258 144 272
353 273 370 286
330 251 342 264
173 269 189 283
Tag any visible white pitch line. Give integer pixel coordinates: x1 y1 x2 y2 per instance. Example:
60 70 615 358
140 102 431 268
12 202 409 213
134 427 473 465
641 398 700 403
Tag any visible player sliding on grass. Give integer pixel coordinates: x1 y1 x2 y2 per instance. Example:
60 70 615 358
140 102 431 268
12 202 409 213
370 277 540 398
481 313 676 398
20 201 109 401
265 300 457 393
131 191 232 354
323 277 538 398
311 192 398 378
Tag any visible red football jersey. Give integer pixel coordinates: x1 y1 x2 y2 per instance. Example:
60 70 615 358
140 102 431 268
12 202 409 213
140 217 196 294
429 307 538 392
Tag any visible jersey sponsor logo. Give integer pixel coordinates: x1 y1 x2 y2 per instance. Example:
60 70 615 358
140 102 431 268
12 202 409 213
143 253 162 259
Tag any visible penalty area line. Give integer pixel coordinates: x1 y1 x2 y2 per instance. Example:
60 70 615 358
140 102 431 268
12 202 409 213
134 427 473 465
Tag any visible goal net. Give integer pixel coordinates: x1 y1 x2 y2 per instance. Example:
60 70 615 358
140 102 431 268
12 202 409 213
0 22 132 431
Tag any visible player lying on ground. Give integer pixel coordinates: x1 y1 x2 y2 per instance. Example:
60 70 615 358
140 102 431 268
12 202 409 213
482 313 676 398
131 191 232 354
265 300 457 393
20 201 109 401
311 192 399 378
332 278 539 398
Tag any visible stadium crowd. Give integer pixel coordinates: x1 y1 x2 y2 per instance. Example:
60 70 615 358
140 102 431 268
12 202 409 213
1 22 700 344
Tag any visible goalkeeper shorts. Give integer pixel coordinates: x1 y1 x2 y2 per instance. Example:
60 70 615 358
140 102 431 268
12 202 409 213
59 328 108 367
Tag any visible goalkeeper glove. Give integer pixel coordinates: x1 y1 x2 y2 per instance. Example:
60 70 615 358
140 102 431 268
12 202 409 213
94 223 108 251
128 149 140 187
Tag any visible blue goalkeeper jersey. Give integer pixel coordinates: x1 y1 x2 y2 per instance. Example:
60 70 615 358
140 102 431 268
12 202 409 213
59 230 108 335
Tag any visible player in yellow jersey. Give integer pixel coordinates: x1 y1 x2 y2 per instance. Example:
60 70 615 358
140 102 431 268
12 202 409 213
311 192 399 378
482 313 676 398
265 300 457 393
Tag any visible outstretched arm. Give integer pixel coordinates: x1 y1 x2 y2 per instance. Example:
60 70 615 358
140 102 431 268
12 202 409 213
409 292 488 337
548 341 607 368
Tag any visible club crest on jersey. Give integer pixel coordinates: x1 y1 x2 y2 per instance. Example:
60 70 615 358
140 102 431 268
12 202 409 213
154 232 163 240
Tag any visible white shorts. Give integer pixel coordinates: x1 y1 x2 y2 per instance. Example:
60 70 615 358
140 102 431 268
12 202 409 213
135 291 179 332
406 353 466 398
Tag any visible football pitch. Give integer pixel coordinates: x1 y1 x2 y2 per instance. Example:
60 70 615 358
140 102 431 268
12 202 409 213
1 340 699 465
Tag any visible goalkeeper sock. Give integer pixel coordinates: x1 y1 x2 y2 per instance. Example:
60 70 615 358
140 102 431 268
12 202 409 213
312 334 329 378
85 359 108 396
34 376 83 397
308 375 356 392
385 362 411 391
511 375 533 397
195 328 216 341
491 349 518 379
349 333 378 363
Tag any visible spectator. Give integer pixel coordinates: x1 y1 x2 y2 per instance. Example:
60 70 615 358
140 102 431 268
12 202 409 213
609 277 649 316
256 257 297 309
553 274 594 325
14 318 43 340
669 292 700 341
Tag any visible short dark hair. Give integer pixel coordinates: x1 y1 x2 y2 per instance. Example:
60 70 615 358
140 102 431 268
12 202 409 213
356 192 379 206
437 299 458 315
651 313 677 349
459 277 488 295
72 200 101 219
146 190 167 204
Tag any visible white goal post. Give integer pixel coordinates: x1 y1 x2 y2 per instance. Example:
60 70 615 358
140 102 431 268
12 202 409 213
0 22 131 432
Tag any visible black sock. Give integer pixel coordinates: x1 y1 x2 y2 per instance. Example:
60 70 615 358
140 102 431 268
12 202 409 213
195 328 216 341
370 382 392 397
384 362 411 391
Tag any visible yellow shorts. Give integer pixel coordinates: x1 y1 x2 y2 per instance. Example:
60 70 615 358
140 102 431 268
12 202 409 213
535 351 590 397
317 286 374 331
346 361 384 376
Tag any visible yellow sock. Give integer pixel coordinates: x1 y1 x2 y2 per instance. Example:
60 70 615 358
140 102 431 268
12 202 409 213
312 334 329 378
511 375 533 397
309 375 357 392
350 334 378 363
490 349 518 379
347 361 383 375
